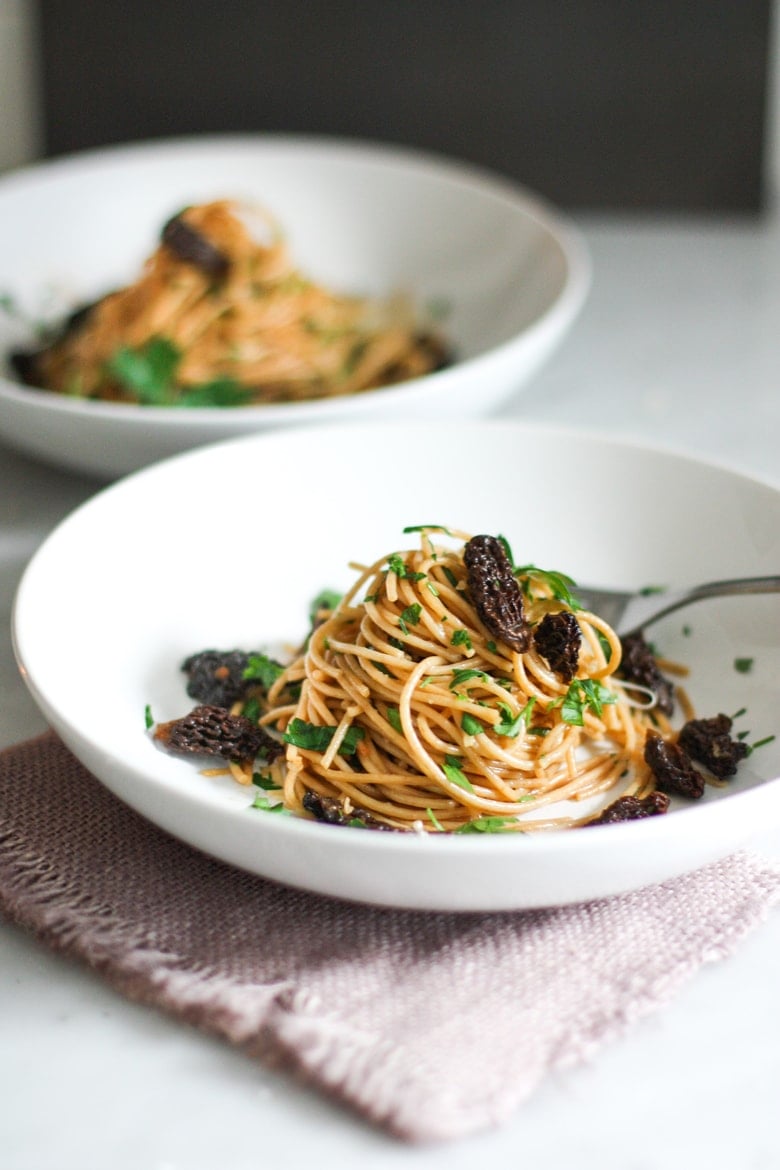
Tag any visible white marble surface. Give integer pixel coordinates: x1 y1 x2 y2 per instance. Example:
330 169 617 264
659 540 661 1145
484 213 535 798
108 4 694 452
2 211 780 1169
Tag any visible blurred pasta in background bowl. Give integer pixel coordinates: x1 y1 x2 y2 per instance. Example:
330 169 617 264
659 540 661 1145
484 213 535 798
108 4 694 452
0 135 589 478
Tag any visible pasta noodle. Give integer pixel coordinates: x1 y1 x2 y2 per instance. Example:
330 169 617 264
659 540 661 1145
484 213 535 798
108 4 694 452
245 526 669 832
19 201 449 405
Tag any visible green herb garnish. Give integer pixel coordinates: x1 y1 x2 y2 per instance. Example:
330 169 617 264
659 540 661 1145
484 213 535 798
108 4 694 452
241 695 261 723
250 794 291 813
398 603 423 634
450 668 490 691
494 697 536 737
144 704 154 730
252 772 282 791
442 754 475 792
455 816 519 834
426 807 445 831
402 524 452 535
451 628 473 651
387 706 403 733
734 657 754 674
515 564 582 610
549 678 617 726
107 337 251 407
387 553 426 582
283 718 365 756
243 653 284 690
749 734 776 752
461 712 485 736
309 589 342 624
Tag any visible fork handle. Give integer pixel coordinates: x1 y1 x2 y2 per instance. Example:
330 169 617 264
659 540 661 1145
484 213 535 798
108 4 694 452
627 574 780 634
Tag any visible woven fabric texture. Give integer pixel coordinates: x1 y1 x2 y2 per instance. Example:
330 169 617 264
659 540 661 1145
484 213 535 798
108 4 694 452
1 732 778 1142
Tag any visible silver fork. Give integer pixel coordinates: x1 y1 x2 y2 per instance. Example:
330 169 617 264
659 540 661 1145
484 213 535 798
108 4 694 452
574 575 780 636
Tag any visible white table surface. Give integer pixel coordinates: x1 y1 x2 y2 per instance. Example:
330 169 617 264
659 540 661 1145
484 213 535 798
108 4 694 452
2 211 780 1169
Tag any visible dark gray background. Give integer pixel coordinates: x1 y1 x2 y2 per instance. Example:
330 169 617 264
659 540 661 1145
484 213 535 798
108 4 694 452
38 1 771 210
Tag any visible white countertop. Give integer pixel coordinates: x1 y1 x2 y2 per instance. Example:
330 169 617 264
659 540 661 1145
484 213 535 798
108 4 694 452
2 211 780 1169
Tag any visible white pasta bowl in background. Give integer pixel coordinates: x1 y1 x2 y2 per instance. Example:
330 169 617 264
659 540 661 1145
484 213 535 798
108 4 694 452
12 421 780 911
0 134 589 479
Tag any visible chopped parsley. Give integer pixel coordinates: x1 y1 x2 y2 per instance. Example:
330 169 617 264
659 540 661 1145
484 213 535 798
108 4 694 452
402 524 452 535
309 589 342 623
426 807 445 831
107 337 251 407
241 695 262 723
387 553 426 582
442 754 475 792
442 567 459 588
250 794 291 813
455 816 520 834
549 678 617 726
398 603 422 634
461 712 485 736
386 706 403 733
449 668 490 691
451 628 473 651
283 718 365 756
734 657 754 674
242 653 284 690
515 564 582 611
749 734 776 753
252 772 282 791
494 698 536 737
144 704 154 730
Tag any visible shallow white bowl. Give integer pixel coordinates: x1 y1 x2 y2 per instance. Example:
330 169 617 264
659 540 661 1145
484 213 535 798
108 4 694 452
0 135 589 479
12 421 780 911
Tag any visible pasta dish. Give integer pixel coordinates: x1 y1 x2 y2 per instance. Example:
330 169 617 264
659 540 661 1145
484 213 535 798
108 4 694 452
153 526 754 833
10 201 449 406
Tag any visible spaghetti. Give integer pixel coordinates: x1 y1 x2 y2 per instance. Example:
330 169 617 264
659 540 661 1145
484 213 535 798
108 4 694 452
242 526 670 832
16 201 449 405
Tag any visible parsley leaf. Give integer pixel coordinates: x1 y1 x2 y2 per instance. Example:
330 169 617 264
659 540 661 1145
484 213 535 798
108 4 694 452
399 603 423 634
252 772 282 791
734 657 754 674
107 337 252 407
461 712 485 736
551 679 617 726
387 706 403 733
426 807 445 831
442 754 475 792
455 816 520 834
176 377 251 407
449 668 490 691
250 794 291 813
451 628 473 651
494 698 536 737
243 653 284 690
387 553 426 581
402 524 452 535
107 337 181 404
749 734 776 752
283 718 365 756
144 704 154 730
309 589 342 623
515 564 582 610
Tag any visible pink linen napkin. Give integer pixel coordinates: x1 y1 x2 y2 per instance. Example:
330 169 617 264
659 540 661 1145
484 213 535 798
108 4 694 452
1 731 779 1143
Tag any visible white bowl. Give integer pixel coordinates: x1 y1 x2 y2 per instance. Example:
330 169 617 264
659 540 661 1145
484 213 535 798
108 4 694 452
13 420 780 911
0 135 589 479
